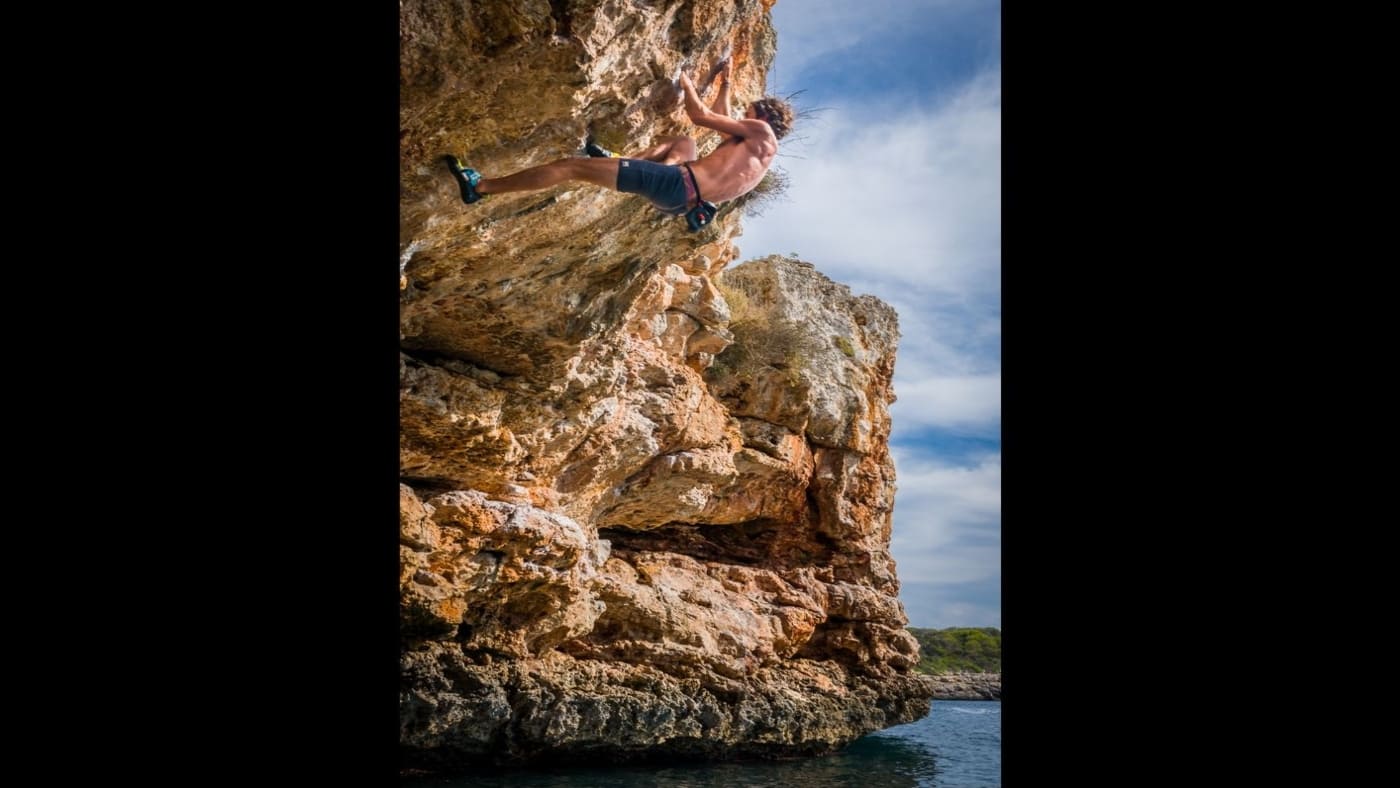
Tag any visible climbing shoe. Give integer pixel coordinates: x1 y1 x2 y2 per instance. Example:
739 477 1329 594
584 142 616 158
443 155 486 204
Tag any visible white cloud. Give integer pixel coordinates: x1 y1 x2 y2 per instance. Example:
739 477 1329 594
884 295 999 372
888 451 1001 584
890 374 1001 431
738 68 1001 304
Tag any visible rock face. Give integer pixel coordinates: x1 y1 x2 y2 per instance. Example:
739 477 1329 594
927 672 1002 701
400 0 935 769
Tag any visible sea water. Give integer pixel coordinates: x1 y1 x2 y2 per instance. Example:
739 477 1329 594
405 699 1001 787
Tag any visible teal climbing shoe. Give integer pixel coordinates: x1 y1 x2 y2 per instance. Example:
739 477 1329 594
584 142 616 158
443 155 486 204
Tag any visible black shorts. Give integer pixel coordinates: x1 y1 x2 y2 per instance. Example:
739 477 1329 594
616 159 690 215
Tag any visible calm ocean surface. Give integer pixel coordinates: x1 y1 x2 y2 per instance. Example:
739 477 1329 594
405 699 1001 787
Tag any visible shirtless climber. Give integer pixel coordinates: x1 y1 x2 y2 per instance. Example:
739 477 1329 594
445 57 794 228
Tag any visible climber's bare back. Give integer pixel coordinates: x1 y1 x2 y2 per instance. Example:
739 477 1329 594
689 127 776 203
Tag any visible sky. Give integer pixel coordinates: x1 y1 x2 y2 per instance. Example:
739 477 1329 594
740 0 1001 629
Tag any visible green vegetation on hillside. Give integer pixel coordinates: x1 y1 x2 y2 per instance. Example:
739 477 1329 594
908 627 1001 675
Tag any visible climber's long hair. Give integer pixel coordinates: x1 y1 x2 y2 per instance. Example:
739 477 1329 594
751 97 795 140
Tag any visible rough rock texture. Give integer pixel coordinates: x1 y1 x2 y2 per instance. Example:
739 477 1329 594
927 672 1002 701
400 0 934 770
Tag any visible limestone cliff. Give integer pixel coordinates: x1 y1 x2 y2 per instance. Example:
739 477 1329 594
399 0 936 769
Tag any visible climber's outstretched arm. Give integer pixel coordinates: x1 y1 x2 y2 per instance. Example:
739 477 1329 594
708 60 732 117
680 72 765 142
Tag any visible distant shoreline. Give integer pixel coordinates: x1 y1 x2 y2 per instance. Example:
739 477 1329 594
928 671 1001 701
